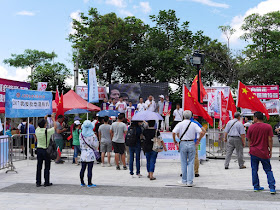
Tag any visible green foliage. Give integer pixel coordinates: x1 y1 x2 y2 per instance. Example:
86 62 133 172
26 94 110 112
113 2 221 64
29 63 72 92
69 8 234 88
239 11 280 86
3 49 57 71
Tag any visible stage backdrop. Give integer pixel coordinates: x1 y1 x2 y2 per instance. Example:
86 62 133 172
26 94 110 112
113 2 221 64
109 82 168 104
141 132 206 160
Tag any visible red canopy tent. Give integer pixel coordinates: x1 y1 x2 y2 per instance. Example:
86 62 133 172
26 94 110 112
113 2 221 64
52 90 100 113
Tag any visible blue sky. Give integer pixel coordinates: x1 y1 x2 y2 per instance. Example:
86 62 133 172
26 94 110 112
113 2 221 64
0 0 279 86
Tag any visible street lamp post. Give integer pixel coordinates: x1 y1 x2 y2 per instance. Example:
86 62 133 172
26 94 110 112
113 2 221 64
191 50 205 104
190 50 205 123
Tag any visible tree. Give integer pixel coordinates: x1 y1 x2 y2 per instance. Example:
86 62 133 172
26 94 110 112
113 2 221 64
3 49 57 76
29 63 72 92
218 25 236 49
68 8 148 84
239 11 280 86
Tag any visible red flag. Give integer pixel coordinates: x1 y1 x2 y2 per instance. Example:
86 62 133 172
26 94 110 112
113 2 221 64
57 146 61 157
55 88 59 105
221 91 230 126
184 85 213 126
227 91 236 119
191 70 207 103
56 93 64 120
237 81 269 120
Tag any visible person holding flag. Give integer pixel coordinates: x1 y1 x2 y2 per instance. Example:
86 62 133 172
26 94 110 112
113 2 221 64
54 115 67 164
101 98 110 110
126 101 135 121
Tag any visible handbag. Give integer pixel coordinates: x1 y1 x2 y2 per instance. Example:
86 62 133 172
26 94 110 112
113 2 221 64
45 128 57 160
81 133 100 160
152 131 164 152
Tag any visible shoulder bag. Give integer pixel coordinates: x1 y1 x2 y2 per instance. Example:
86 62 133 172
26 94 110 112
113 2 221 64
152 130 164 152
46 128 57 160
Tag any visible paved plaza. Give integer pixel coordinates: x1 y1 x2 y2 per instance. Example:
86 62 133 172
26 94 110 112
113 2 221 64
1 150 280 209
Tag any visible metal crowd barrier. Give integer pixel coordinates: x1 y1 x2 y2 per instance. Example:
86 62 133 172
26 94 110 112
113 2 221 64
206 130 227 159
0 135 17 173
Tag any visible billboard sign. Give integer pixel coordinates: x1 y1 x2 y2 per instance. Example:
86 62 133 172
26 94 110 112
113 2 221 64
76 86 107 100
0 78 30 107
247 85 279 100
5 89 53 118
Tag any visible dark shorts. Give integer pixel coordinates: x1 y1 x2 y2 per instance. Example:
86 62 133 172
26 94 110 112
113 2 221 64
112 142 125 154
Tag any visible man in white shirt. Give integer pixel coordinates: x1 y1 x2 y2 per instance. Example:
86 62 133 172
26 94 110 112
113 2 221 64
145 95 156 112
172 110 205 187
171 103 184 131
116 96 127 113
158 95 165 131
137 97 146 112
109 98 117 110
126 101 135 121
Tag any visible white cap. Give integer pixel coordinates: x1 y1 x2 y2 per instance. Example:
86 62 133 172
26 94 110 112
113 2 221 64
74 120 81 125
159 95 164 99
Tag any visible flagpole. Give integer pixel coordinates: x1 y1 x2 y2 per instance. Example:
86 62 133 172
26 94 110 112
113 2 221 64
182 84 185 110
27 117 29 166
236 81 240 108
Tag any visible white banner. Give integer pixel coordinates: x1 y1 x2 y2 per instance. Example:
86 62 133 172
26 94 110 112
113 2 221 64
37 82 48 91
12 99 51 110
88 68 99 103
76 86 107 100
241 100 280 116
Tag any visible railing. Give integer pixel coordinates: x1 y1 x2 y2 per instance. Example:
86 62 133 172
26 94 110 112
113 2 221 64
0 135 17 173
206 130 227 159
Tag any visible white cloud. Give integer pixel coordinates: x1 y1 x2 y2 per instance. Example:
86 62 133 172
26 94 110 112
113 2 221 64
0 65 31 82
119 9 134 16
65 73 86 88
16 11 35 16
105 0 127 8
226 0 280 45
188 0 229 8
69 10 81 35
139 2 151 14
83 0 90 3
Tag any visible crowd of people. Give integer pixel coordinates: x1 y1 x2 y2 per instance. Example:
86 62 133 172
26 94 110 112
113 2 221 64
1 94 277 194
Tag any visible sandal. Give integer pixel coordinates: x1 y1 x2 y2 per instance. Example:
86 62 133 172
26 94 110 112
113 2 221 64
150 177 156 180
147 175 150 178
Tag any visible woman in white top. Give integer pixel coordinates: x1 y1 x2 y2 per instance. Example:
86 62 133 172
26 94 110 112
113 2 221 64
171 103 184 131
79 120 99 188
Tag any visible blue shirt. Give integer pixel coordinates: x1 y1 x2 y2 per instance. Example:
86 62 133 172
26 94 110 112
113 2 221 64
191 118 202 143
29 124 36 139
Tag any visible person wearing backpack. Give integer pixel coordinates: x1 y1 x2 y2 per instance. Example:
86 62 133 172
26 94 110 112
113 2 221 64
35 114 58 187
126 121 142 178
18 118 27 157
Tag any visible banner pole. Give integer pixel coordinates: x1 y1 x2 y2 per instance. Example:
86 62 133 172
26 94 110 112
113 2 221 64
4 116 6 136
27 117 30 166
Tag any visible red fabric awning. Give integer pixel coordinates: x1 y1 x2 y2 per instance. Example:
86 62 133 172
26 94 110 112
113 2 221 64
52 90 100 113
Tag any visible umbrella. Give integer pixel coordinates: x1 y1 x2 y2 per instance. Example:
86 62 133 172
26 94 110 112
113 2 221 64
64 109 90 115
97 110 120 117
131 111 163 121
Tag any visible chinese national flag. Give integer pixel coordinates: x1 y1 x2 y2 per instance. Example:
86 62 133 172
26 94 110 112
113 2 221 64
191 70 207 103
237 81 269 120
57 146 61 157
55 88 59 105
227 91 237 119
221 91 230 126
184 85 213 126
56 93 64 120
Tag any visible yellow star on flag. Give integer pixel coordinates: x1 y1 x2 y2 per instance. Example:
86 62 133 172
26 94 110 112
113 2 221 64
242 88 248 94
188 92 192 97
